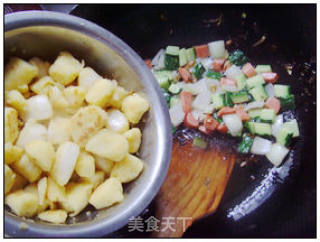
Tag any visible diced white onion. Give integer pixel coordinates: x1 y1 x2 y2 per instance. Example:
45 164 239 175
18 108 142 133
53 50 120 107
266 143 289 166
265 83 275 97
153 50 165 70
225 65 242 79
192 90 211 111
25 95 53 121
107 109 129 133
199 57 213 69
169 103 185 127
205 78 222 93
244 101 265 111
272 114 283 137
222 114 243 136
191 109 206 122
151 49 165 67
208 40 226 59
250 136 272 155
183 78 208 95
221 84 238 93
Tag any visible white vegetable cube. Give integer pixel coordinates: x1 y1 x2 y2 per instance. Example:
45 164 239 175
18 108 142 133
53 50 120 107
222 114 243 137
5 143 24 165
29 57 50 79
85 78 116 107
110 85 129 109
250 137 272 155
123 128 142 153
208 40 226 59
49 51 83 85
16 120 47 148
75 152 95 178
47 176 66 203
31 76 55 95
11 173 28 192
63 86 86 109
81 171 105 189
89 177 124 209
48 117 72 145
48 86 69 110
5 190 39 217
78 67 102 91
85 129 128 162
5 107 19 143
37 177 47 206
5 90 26 114
111 154 144 183
5 57 38 91
12 154 42 183
5 165 16 195
266 143 290 167
94 155 114 174
25 95 53 121
121 93 150 124
169 102 185 127
107 109 129 133
25 140 55 172
38 209 67 224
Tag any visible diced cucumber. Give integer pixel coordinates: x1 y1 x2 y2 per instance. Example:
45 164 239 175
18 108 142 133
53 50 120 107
168 83 182 94
164 54 179 70
274 84 291 98
266 143 290 167
248 108 262 118
186 48 196 62
230 90 250 104
169 95 180 108
246 74 265 89
153 70 173 90
259 108 276 123
234 73 247 90
237 133 254 154
224 91 233 107
179 48 188 67
246 122 272 136
279 94 296 110
245 121 255 134
282 119 300 137
161 88 171 105
206 70 222 80
249 85 268 101
276 126 293 146
255 65 272 73
212 112 223 123
193 63 206 79
211 93 225 110
166 46 179 56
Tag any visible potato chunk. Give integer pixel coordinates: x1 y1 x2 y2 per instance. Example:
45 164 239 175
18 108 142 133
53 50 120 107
85 79 116 107
25 140 55 172
94 155 114 174
75 151 95 178
123 128 142 153
78 67 102 91
47 176 66 203
89 177 123 209
48 86 69 110
51 142 80 186
81 171 105 189
38 209 67 224
107 109 129 133
16 120 47 148
5 107 19 143
85 129 128 162
24 95 53 121
5 57 38 91
121 93 150 124
71 106 108 147
5 189 38 217
29 57 50 79
31 76 55 95
48 117 72 145
5 164 16 195
11 173 28 192
5 90 26 114
37 177 47 206
110 85 129 109
12 154 42 183
49 51 83 85
5 143 24 165
111 154 144 183
63 86 86 110
24 184 50 213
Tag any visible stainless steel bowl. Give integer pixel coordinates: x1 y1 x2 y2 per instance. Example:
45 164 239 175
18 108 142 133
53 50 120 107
5 11 172 237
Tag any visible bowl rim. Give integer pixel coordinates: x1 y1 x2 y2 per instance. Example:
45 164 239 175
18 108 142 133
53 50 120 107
5 10 172 237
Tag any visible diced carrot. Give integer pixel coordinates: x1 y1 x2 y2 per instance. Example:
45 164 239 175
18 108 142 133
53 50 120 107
144 59 152 69
262 72 279 84
265 97 281 114
184 112 199 128
220 77 237 87
204 115 219 132
217 123 228 133
194 45 210 58
217 107 236 117
199 125 210 135
212 58 226 72
242 63 256 77
235 106 250 121
223 60 231 71
180 91 193 113
178 67 192 82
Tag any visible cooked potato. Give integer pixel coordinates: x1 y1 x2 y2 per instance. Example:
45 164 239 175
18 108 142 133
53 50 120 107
63 86 86 111
24 183 50 213
75 151 95 178
111 154 144 183
24 94 53 121
81 171 105 189
5 107 19 143
48 117 72 145
5 165 16 195
123 128 142 153
11 173 28 192
37 177 47 206
61 181 93 216
25 140 55 172
17 84 29 94
5 57 38 91
31 76 55 95
94 155 114 174
110 85 129 109
12 154 42 183
89 177 123 209
38 209 68 224
5 90 26 114
107 109 129 133
71 106 108 147
51 142 80 186
5 143 24 165
121 93 150 124
47 176 66 203
78 67 102 91
48 85 69 110
49 51 83 85
16 120 47 148
85 129 128 162
29 57 50 79
85 79 116 108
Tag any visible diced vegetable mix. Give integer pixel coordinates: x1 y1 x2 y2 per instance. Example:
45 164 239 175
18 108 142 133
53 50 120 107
149 40 300 167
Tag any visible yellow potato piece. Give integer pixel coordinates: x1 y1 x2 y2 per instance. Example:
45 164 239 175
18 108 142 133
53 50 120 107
49 51 83 85
11 173 28 192
47 117 72 145
5 189 38 217
12 154 42 183
47 176 66 203
85 129 128 162
5 107 19 143
85 79 116 108
38 209 68 224
111 154 144 183
16 120 47 148
81 171 105 190
89 177 123 209
25 140 55 172
75 151 95 178
24 183 50 213
5 90 26 114
5 143 24 165
37 177 47 206
29 57 50 79
17 84 29 94
30 76 55 95
121 93 150 124
94 155 114 174
123 128 142 153
110 85 129 109
5 57 38 91
5 164 16 195
63 86 86 111
78 67 102 91
48 85 69 110
24 94 53 121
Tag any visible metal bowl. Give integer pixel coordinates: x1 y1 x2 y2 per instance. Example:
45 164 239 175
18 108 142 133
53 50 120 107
5 11 172 237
